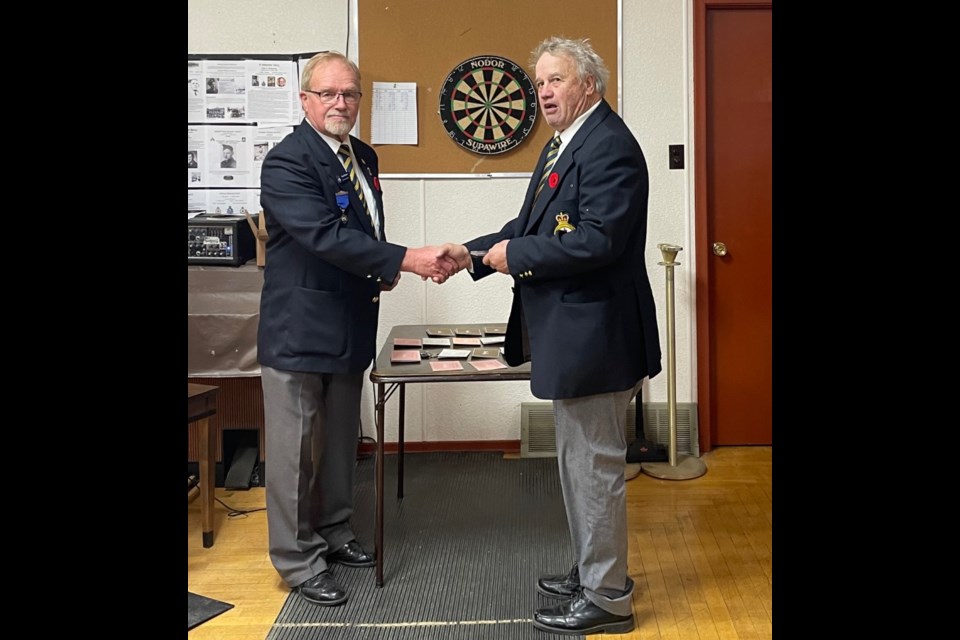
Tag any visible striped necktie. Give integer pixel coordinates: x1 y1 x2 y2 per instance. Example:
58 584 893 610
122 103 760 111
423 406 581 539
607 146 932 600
534 135 561 201
337 144 377 237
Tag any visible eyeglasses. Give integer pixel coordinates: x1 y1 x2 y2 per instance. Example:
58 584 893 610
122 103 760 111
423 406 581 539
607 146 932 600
304 89 362 105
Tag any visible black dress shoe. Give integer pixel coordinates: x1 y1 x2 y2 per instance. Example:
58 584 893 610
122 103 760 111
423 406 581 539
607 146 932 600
327 540 376 567
537 563 580 598
533 589 635 635
296 571 347 606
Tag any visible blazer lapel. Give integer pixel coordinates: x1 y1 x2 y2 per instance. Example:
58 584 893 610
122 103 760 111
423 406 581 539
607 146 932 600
357 154 381 239
522 100 612 236
300 124 350 196
518 137 556 236
305 127 376 239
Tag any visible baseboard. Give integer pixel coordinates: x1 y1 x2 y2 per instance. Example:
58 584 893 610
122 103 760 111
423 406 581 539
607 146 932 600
187 443 519 488
357 439 520 456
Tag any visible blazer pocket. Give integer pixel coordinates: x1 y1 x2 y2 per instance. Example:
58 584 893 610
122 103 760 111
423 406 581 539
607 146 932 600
561 286 612 304
288 287 347 357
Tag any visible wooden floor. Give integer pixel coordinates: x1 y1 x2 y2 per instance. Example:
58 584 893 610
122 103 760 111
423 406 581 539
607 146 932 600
188 446 771 639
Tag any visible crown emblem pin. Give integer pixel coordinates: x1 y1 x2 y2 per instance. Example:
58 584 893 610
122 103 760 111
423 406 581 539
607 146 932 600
553 212 576 235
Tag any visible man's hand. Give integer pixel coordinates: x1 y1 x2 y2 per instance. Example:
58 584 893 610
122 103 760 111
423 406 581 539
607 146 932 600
434 243 471 282
401 246 459 283
482 239 510 274
424 242 470 284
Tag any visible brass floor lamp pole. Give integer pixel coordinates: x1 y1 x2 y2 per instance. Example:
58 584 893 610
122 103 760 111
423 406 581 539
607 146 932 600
642 243 707 480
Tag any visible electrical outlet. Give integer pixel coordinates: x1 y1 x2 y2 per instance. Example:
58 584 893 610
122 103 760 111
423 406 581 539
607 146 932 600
669 144 684 170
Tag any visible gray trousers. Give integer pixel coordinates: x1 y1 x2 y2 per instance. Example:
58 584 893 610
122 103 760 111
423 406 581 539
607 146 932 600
553 379 642 616
260 365 364 588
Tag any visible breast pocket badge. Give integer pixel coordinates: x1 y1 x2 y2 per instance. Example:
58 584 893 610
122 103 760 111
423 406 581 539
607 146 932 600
553 212 576 235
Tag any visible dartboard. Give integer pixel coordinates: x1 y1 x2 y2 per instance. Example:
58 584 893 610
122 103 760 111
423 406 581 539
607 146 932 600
439 55 538 155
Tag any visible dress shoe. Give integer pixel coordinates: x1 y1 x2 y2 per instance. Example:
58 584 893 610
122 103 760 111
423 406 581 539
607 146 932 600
533 589 635 635
296 570 347 606
327 539 376 567
537 563 580 598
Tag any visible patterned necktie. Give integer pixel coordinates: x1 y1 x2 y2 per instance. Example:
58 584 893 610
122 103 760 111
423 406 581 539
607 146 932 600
337 144 377 237
534 135 561 201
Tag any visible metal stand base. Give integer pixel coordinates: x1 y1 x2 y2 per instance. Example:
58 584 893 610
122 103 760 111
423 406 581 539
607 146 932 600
641 454 707 480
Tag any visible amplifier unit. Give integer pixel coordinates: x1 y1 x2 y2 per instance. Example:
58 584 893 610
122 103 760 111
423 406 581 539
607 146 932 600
188 215 257 266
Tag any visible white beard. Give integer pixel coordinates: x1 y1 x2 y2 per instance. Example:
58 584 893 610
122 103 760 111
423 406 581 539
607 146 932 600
325 114 354 137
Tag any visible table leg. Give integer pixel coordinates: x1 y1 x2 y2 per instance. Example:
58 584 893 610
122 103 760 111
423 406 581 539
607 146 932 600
375 381 385 587
398 383 405 499
198 416 215 548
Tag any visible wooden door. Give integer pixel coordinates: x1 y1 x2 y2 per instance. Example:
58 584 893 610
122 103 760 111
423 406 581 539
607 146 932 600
694 0 772 448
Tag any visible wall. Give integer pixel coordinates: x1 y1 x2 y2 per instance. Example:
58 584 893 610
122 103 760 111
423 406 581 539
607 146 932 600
188 0 694 445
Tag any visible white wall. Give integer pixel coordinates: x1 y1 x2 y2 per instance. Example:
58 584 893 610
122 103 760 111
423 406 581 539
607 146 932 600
188 0 695 444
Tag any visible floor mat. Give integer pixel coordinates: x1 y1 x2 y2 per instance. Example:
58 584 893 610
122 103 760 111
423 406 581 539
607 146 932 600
188 591 234 630
265 451 584 640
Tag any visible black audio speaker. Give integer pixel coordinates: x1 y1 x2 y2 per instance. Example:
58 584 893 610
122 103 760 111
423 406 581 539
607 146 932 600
188 215 257 266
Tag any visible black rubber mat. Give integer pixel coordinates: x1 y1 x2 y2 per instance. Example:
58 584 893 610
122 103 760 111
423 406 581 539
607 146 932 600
265 451 583 639
188 591 234 630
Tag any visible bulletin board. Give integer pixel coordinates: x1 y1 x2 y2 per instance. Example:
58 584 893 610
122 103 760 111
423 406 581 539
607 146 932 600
358 0 618 175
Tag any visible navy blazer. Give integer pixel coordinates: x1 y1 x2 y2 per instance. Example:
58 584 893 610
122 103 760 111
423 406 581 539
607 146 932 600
257 120 406 374
465 100 662 399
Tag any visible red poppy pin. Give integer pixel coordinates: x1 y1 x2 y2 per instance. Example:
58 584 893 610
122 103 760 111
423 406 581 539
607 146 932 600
548 172 559 189
373 176 381 191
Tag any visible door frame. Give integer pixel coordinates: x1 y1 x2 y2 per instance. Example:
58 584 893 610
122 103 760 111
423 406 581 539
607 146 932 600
693 0 772 454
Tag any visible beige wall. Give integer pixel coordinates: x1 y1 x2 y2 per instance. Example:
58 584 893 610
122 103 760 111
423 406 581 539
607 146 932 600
188 0 695 444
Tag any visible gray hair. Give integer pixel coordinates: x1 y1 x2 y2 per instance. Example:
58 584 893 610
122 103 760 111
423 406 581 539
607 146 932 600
530 37 609 96
300 51 361 91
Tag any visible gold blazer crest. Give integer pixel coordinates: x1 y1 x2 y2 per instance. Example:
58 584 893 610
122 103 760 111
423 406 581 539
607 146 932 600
553 212 576 235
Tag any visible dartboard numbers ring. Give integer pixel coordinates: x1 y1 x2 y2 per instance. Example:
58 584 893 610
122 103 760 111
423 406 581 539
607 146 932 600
439 55 538 155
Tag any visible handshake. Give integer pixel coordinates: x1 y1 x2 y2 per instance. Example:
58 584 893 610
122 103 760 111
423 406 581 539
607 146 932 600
400 240 510 285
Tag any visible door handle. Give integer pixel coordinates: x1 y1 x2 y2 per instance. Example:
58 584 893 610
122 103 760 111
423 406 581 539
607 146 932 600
712 241 728 257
